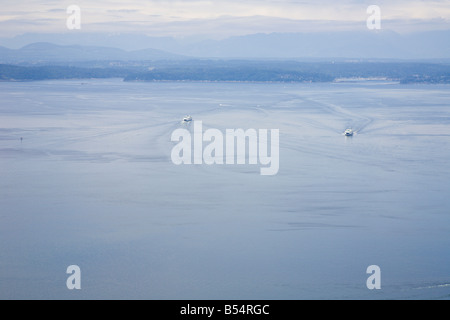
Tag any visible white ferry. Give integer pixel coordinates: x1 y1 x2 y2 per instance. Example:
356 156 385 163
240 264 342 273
183 115 193 122
344 129 354 136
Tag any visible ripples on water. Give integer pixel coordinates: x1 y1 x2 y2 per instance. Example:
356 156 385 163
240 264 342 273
0 80 449 299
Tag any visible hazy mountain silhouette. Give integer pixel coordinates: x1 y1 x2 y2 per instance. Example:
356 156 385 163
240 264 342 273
177 30 450 59
0 42 188 63
1 29 449 61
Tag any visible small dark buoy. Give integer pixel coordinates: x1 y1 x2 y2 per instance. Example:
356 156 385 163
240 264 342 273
20 137 23 143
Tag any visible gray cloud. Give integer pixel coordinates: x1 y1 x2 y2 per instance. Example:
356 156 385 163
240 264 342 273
0 0 449 37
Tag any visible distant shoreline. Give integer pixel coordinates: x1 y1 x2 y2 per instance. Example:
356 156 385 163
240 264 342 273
1 61 449 84
1 78 448 85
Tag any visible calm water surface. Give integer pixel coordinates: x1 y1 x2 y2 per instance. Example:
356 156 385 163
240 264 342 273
0 79 449 299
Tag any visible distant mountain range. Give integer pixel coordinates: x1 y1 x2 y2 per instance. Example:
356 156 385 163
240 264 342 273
1 32 449 83
0 42 188 64
1 30 450 60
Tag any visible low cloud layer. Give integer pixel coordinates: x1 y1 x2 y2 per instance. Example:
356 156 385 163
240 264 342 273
1 0 449 37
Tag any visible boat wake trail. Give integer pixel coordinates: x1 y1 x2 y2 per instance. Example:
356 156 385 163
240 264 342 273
303 97 374 134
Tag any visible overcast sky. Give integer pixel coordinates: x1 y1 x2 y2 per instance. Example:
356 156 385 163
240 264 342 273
1 0 449 38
